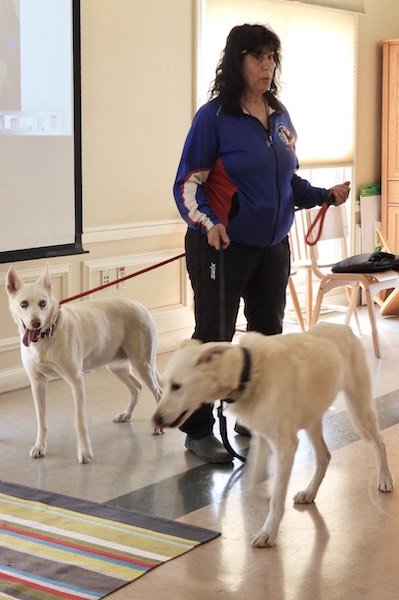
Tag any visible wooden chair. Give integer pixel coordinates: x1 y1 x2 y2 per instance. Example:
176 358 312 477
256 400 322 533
308 206 399 358
287 275 306 332
289 207 359 329
289 210 314 327
372 230 399 318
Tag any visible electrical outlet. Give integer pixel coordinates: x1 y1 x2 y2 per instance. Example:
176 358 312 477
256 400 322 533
117 267 128 289
102 269 111 285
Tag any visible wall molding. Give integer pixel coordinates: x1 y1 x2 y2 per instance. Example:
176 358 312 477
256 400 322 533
82 248 187 304
82 219 186 245
82 248 193 336
0 263 72 299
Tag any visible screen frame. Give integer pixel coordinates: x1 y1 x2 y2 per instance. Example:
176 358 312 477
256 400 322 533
0 0 86 264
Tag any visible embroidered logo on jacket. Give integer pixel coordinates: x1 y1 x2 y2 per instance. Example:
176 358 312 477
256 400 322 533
277 124 296 147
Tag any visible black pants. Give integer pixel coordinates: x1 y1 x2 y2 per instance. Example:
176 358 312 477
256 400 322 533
180 228 291 438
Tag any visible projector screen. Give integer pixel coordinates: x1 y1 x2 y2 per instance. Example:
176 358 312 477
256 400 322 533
0 0 83 263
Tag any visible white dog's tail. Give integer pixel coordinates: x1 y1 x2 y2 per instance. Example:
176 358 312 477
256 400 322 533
343 334 380 443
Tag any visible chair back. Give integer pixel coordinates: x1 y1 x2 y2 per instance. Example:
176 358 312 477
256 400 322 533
308 204 349 242
306 205 350 278
289 210 311 267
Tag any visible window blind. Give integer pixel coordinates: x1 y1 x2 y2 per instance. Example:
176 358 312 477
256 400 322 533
283 0 365 14
200 0 357 167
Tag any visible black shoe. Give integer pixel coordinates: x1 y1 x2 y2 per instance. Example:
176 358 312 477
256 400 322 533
234 422 252 437
185 434 233 464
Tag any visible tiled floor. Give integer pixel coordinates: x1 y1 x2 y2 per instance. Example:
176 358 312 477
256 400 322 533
1 308 399 599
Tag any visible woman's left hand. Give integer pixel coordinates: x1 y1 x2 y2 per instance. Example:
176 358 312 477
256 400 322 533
329 181 351 206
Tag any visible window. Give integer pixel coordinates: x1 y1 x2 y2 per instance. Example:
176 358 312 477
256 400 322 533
197 0 357 167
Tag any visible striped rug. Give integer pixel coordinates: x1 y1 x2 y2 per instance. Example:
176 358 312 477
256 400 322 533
0 480 219 599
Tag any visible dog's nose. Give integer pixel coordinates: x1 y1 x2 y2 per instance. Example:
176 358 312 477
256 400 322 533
31 319 41 329
152 412 163 427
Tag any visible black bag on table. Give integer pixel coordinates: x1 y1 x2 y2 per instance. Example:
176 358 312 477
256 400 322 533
332 251 399 274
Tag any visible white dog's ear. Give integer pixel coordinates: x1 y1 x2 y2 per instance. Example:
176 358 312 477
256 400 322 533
196 344 229 366
36 263 52 291
180 338 203 348
6 266 23 296
196 344 243 390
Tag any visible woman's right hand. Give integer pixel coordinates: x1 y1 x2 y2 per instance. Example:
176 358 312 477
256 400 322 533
207 224 230 250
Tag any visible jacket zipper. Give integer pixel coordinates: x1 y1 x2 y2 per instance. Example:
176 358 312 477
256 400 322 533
245 113 283 246
267 126 282 245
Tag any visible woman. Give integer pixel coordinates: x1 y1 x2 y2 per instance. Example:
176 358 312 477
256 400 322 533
173 24 350 464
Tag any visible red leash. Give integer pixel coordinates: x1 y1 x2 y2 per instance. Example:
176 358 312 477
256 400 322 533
59 252 186 305
304 202 330 246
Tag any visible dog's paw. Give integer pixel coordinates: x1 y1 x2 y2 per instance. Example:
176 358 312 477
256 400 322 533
152 424 164 435
378 472 394 492
113 412 132 423
79 452 93 464
78 446 94 464
293 490 316 504
251 529 277 548
30 444 47 459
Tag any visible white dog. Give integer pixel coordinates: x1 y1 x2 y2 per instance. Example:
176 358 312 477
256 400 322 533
153 323 394 547
6 264 163 463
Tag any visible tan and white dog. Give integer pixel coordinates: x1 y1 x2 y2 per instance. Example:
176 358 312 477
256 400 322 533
153 323 394 547
6 264 163 463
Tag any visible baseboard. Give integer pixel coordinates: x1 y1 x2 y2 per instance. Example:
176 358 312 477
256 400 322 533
0 366 30 394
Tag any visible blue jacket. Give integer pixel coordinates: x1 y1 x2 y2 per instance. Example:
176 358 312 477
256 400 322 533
174 96 329 248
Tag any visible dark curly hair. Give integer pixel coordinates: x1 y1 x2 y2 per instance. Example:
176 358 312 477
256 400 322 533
209 24 282 115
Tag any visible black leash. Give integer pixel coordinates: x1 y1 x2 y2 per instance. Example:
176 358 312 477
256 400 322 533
217 247 247 463
217 403 247 462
